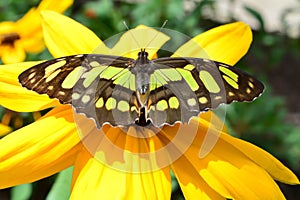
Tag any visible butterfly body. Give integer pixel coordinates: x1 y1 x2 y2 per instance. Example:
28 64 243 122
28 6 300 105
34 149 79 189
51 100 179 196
130 50 152 106
19 50 264 128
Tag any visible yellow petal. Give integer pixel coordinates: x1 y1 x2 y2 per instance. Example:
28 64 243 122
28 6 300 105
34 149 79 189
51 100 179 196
170 115 233 199
37 0 74 13
200 161 285 200
0 62 60 112
41 11 105 57
0 123 12 137
16 8 42 38
172 156 225 200
169 114 289 199
74 115 170 172
21 32 45 53
186 141 285 199
0 21 16 34
71 147 171 200
174 22 252 65
222 133 300 184
16 0 73 38
0 105 81 189
107 25 170 59
1 42 26 64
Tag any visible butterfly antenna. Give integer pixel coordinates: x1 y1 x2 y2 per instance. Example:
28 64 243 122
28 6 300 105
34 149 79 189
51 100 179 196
144 20 168 49
123 20 168 51
122 21 141 49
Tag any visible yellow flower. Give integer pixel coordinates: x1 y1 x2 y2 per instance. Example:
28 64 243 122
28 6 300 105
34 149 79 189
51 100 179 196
0 11 298 199
0 0 73 64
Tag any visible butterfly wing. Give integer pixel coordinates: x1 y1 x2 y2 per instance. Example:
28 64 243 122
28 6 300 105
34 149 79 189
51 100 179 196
19 53 265 128
147 57 264 125
19 54 139 128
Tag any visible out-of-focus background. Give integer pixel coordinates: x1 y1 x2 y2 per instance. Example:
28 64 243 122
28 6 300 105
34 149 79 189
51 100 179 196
0 0 299 199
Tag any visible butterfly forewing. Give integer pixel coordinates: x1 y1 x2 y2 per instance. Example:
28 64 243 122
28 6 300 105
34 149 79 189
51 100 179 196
19 54 133 102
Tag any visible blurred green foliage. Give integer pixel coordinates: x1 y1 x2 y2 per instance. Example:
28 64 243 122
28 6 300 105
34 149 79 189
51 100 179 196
0 0 39 21
0 0 299 199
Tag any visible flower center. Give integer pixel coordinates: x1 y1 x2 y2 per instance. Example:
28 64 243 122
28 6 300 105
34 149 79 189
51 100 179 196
0 33 20 46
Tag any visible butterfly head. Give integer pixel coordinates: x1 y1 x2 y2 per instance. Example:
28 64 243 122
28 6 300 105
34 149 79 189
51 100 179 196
137 48 149 64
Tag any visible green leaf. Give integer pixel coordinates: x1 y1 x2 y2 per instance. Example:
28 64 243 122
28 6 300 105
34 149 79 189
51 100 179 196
170 170 179 192
11 183 32 200
46 167 73 200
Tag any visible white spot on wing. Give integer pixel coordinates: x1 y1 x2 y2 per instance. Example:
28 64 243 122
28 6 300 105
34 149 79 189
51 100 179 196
187 98 197 106
28 72 36 80
199 96 208 104
72 92 80 100
81 95 91 103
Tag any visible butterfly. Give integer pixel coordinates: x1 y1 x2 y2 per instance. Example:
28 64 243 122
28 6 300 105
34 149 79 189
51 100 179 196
18 49 264 128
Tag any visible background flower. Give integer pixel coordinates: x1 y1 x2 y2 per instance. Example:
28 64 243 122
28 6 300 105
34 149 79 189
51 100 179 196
0 0 73 64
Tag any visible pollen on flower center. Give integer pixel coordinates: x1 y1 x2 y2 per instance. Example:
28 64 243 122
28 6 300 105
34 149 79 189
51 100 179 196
0 33 20 46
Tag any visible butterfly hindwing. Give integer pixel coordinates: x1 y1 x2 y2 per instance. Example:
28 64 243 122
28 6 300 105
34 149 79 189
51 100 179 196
147 63 200 126
73 78 139 128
